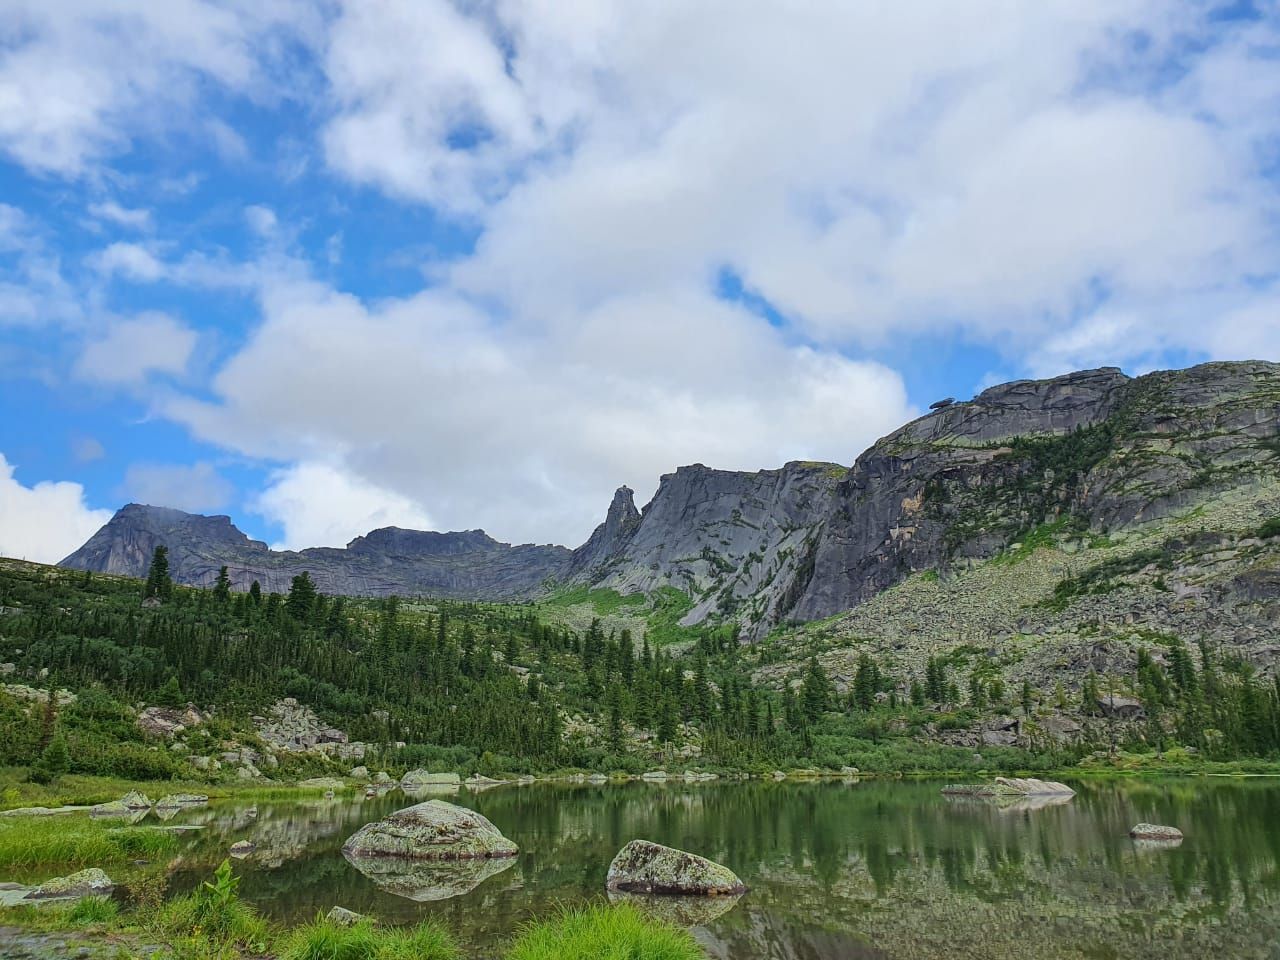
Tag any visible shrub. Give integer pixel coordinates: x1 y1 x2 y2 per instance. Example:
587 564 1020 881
507 903 705 960
158 859 270 952
1257 517 1280 539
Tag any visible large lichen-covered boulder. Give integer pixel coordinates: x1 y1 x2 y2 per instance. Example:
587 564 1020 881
155 793 208 809
24 868 114 900
342 800 518 860
606 840 745 896
1130 823 1183 841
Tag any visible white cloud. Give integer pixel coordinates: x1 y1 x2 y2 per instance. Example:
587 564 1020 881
120 461 233 513
244 205 278 238
87 201 152 230
0 0 317 176
167 276 912 546
0 453 112 563
87 242 165 281
253 461 436 550
71 435 106 463
74 313 196 385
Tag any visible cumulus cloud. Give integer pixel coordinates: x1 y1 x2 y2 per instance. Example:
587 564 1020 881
87 201 152 231
0 453 112 563
87 242 165 281
120 461 233 513
167 276 912 546
74 313 196 385
252 461 436 550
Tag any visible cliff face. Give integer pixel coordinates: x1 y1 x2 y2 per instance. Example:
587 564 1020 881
60 504 570 599
789 361 1280 623
565 462 842 630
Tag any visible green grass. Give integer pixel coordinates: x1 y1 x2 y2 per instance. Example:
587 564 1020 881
545 586 649 615
67 895 120 926
279 917 460 960
0 816 177 867
507 902 706 960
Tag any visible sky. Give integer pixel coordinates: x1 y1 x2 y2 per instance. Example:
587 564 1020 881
1 1 1279 564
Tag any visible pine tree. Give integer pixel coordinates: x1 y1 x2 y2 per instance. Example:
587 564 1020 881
1021 680 1034 717
213 566 231 602
39 732 69 778
144 546 172 600
801 656 831 721
249 580 262 605
287 572 318 621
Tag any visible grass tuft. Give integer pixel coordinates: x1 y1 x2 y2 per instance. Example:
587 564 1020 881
68 895 120 926
507 902 706 960
279 916 460 960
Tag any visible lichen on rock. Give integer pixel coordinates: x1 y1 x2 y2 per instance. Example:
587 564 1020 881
606 839 745 896
342 799 518 860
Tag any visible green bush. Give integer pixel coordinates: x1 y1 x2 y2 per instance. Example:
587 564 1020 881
1258 517 1280 539
507 903 705 960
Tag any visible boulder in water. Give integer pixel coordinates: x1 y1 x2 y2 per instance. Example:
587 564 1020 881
343 847 516 901
230 840 256 857
400 770 460 787
1130 823 1183 841
342 799 518 860
606 840 745 896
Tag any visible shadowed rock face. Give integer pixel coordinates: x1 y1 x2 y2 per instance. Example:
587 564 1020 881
606 839 746 896
341 799 518 860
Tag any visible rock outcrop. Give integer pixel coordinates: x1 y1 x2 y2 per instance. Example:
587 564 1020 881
24 868 114 900
1130 823 1184 841
341 800 518 860
606 839 745 895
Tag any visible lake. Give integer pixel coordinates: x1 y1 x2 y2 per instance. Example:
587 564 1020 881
127 779 1280 958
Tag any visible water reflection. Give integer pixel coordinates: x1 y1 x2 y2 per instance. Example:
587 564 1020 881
343 850 517 902
154 779 1280 959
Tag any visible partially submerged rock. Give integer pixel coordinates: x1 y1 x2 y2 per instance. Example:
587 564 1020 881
343 847 516 901
299 777 346 790
229 840 256 857
606 840 745 896
91 791 152 818
1130 823 1183 841
942 777 1074 798
155 794 208 809
342 799 518 860
24 868 114 900
400 770 461 787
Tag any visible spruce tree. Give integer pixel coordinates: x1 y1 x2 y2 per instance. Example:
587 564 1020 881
213 566 231 602
144 545 172 600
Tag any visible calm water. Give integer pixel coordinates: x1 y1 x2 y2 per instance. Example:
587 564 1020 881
141 780 1280 958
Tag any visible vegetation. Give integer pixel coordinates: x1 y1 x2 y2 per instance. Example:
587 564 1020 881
0 816 176 867
507 903 705 960
280 917 460 960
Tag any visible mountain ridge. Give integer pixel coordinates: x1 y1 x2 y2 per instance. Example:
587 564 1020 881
58 360 1280 636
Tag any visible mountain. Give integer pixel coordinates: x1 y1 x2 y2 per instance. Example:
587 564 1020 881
61 503 570 599
60 361 1280 639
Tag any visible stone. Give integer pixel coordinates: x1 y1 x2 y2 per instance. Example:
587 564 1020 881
607 890 743 927
1130 823 1183 841
942 778 1075 798
24 869 113 900
137 704 205 739
154 794 208 809
1097 695 1144 719
342 800 518 860
373 771 393 784
325 906 366 926
400 770 461 787
229 840 256 857
640 770 669 781
349 766 369 779
606 840 746 896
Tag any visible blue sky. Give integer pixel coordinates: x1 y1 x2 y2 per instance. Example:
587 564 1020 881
1 0 1278 563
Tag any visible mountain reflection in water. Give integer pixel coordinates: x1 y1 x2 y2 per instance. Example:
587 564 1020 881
156 779 1280 959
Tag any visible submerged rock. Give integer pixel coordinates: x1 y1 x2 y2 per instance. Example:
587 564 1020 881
606 840 746 896
24 868 114 900
91 792 151 819
342 799 518 860
343 847 517 901
1130 823 1183 841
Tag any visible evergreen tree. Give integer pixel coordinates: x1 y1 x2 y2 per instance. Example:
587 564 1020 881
249 580 262 605
213 566 231 602
801 656 831 721
287 572 318 621
144 546 172 600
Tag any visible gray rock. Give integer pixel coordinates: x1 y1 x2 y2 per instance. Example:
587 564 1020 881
24 868 113 900
342 799 518 860
229 840 256 857
1130 823 1183 841
325 906 366 926
342 849 517 902
400 770 461 787
606 839 746 895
